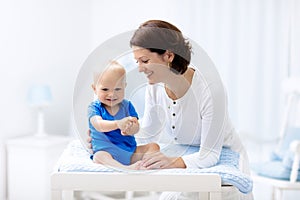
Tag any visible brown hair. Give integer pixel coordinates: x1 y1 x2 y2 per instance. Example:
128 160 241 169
130 20 192 74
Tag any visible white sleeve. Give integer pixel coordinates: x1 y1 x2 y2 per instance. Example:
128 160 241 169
135 86 166 144
182 81 227 168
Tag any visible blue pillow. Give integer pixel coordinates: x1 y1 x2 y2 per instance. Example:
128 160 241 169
277 127 300 155
251 161 300 181
251 127 300 181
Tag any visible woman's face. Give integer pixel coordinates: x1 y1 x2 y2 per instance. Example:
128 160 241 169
132 46 170 85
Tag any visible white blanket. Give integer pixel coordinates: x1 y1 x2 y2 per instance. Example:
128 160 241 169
57 140 253 194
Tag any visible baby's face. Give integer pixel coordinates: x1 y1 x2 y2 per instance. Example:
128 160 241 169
94 70 126 108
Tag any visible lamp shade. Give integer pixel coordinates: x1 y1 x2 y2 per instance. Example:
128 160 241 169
28 84 52 107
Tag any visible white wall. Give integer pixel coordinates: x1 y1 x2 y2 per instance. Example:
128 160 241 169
0 0 92 138
0 0 92 199
89 0 182 49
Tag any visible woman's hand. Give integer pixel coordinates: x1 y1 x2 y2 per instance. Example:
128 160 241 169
141 152 185 169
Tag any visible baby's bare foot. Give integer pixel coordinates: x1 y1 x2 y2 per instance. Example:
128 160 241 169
127 160 145 170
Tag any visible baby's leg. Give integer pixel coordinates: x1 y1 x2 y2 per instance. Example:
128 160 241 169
131 143 160 163
93 151 125 168
145 143 160 153
93 151 114 164
93 151 142 170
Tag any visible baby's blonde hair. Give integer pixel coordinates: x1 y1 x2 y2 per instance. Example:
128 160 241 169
93 60 126 84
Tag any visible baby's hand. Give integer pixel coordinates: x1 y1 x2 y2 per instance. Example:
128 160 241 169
116 117 136 135
122 117 139 135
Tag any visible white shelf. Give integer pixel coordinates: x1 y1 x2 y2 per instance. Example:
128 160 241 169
6 135 71 200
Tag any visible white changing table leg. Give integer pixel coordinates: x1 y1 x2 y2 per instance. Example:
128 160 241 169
199 192 209 199
51 190 62 200
63 190 74 200
198 192 221 200
125 191 134 200
209 192 222 200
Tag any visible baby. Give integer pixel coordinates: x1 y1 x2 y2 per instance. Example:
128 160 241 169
88 61 159 170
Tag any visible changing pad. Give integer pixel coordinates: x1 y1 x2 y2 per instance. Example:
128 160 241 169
57 140 253 194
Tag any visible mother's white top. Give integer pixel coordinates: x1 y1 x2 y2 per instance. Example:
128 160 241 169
138 68 245 169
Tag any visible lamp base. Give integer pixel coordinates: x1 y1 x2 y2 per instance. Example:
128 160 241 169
35 109 48 137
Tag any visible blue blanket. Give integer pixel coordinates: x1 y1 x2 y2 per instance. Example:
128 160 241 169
58 140 253 194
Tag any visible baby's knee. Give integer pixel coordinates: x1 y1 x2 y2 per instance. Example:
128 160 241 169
148 142 160 151
93 151 112 164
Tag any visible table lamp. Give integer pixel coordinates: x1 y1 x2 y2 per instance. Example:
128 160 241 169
28 84 52 137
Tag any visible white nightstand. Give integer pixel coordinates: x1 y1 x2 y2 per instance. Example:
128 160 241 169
6 135 71 200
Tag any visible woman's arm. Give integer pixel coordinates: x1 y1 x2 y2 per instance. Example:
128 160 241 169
142 77 229 169
182 81 227 168
136 86 165 143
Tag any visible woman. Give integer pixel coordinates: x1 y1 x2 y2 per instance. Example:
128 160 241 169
130 20 249 170
89 20 252 199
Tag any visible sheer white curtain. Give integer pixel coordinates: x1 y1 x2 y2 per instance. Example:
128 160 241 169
290 0 300 76
175 0 292 141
